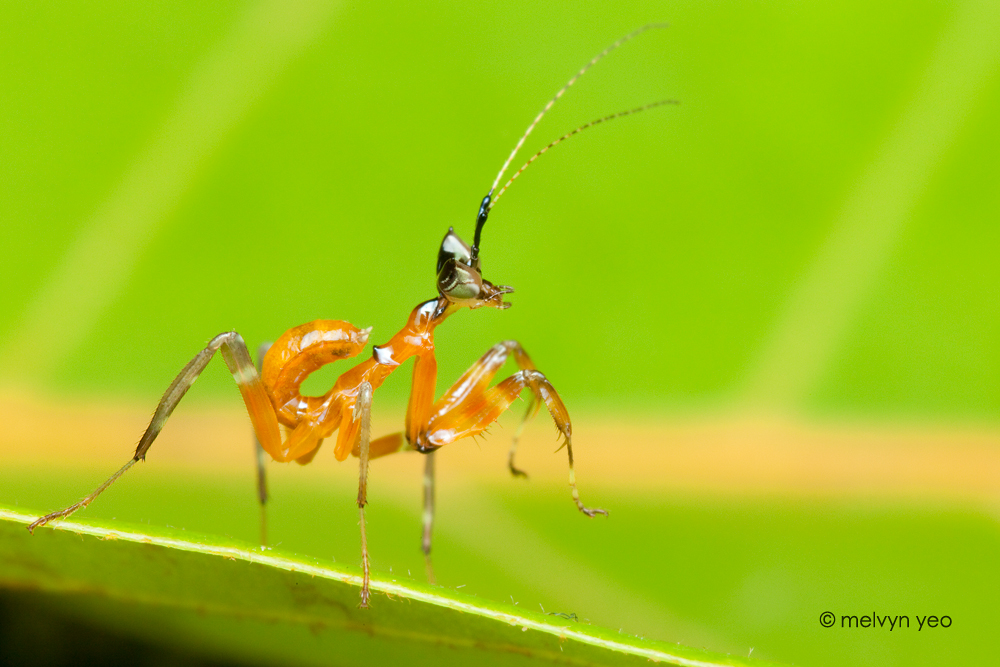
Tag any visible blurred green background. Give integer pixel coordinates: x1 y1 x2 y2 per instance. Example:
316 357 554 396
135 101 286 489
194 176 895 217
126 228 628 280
1 0 998 666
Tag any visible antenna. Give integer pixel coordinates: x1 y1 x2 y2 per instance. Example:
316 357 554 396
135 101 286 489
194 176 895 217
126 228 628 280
489 98 678 210
471 23 672 261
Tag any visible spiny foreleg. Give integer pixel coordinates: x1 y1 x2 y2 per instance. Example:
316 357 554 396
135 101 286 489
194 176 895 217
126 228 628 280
422 356 607 518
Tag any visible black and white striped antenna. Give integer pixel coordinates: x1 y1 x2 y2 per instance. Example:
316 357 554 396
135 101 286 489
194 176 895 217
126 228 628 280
471 24 677 261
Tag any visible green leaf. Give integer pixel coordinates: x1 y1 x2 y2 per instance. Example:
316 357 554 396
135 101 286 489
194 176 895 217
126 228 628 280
0 507 777 667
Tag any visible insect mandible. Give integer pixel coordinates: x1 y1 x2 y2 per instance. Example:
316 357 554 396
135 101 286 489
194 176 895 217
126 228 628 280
28 24 677 607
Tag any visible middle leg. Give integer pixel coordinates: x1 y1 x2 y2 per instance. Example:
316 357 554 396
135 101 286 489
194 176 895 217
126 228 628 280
422 451 436 584
352 381 375 607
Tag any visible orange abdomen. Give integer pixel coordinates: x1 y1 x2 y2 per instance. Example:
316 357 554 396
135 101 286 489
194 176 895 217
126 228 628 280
261 320 371 427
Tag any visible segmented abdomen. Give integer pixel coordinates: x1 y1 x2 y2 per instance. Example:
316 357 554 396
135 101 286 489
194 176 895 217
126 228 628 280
261 320 371 427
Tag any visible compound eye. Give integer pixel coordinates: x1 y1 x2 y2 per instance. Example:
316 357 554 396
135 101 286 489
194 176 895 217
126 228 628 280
437 228 473 274
437 257 482 302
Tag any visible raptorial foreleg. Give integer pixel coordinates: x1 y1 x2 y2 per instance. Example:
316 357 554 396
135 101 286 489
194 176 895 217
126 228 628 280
407 342 607 519
427 340 542 477
508 395 539 478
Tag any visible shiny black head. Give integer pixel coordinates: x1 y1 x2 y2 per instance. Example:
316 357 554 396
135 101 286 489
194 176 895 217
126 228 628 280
436 227 512 310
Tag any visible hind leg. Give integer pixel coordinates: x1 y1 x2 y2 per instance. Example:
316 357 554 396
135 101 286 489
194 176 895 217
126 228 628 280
253 342 273 547
29 332 282 533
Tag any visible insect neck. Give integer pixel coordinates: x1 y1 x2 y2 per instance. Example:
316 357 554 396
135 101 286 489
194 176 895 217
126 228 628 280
370 297 454 369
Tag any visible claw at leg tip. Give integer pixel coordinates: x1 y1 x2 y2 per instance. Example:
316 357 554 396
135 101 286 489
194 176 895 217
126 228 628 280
27 517 50 533
509 465 529 479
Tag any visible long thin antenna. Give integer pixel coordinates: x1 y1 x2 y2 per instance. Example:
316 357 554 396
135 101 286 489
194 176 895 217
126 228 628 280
488 23 668 196
489 99 678 210
471 23 670 261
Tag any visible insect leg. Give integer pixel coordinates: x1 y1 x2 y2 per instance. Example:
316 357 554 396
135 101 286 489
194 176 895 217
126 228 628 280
28 331 282 533
424 365 607 518
254 342 273 547
508 395 539 478
429 340 542 477
353 381 374 608
422 451 436 584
